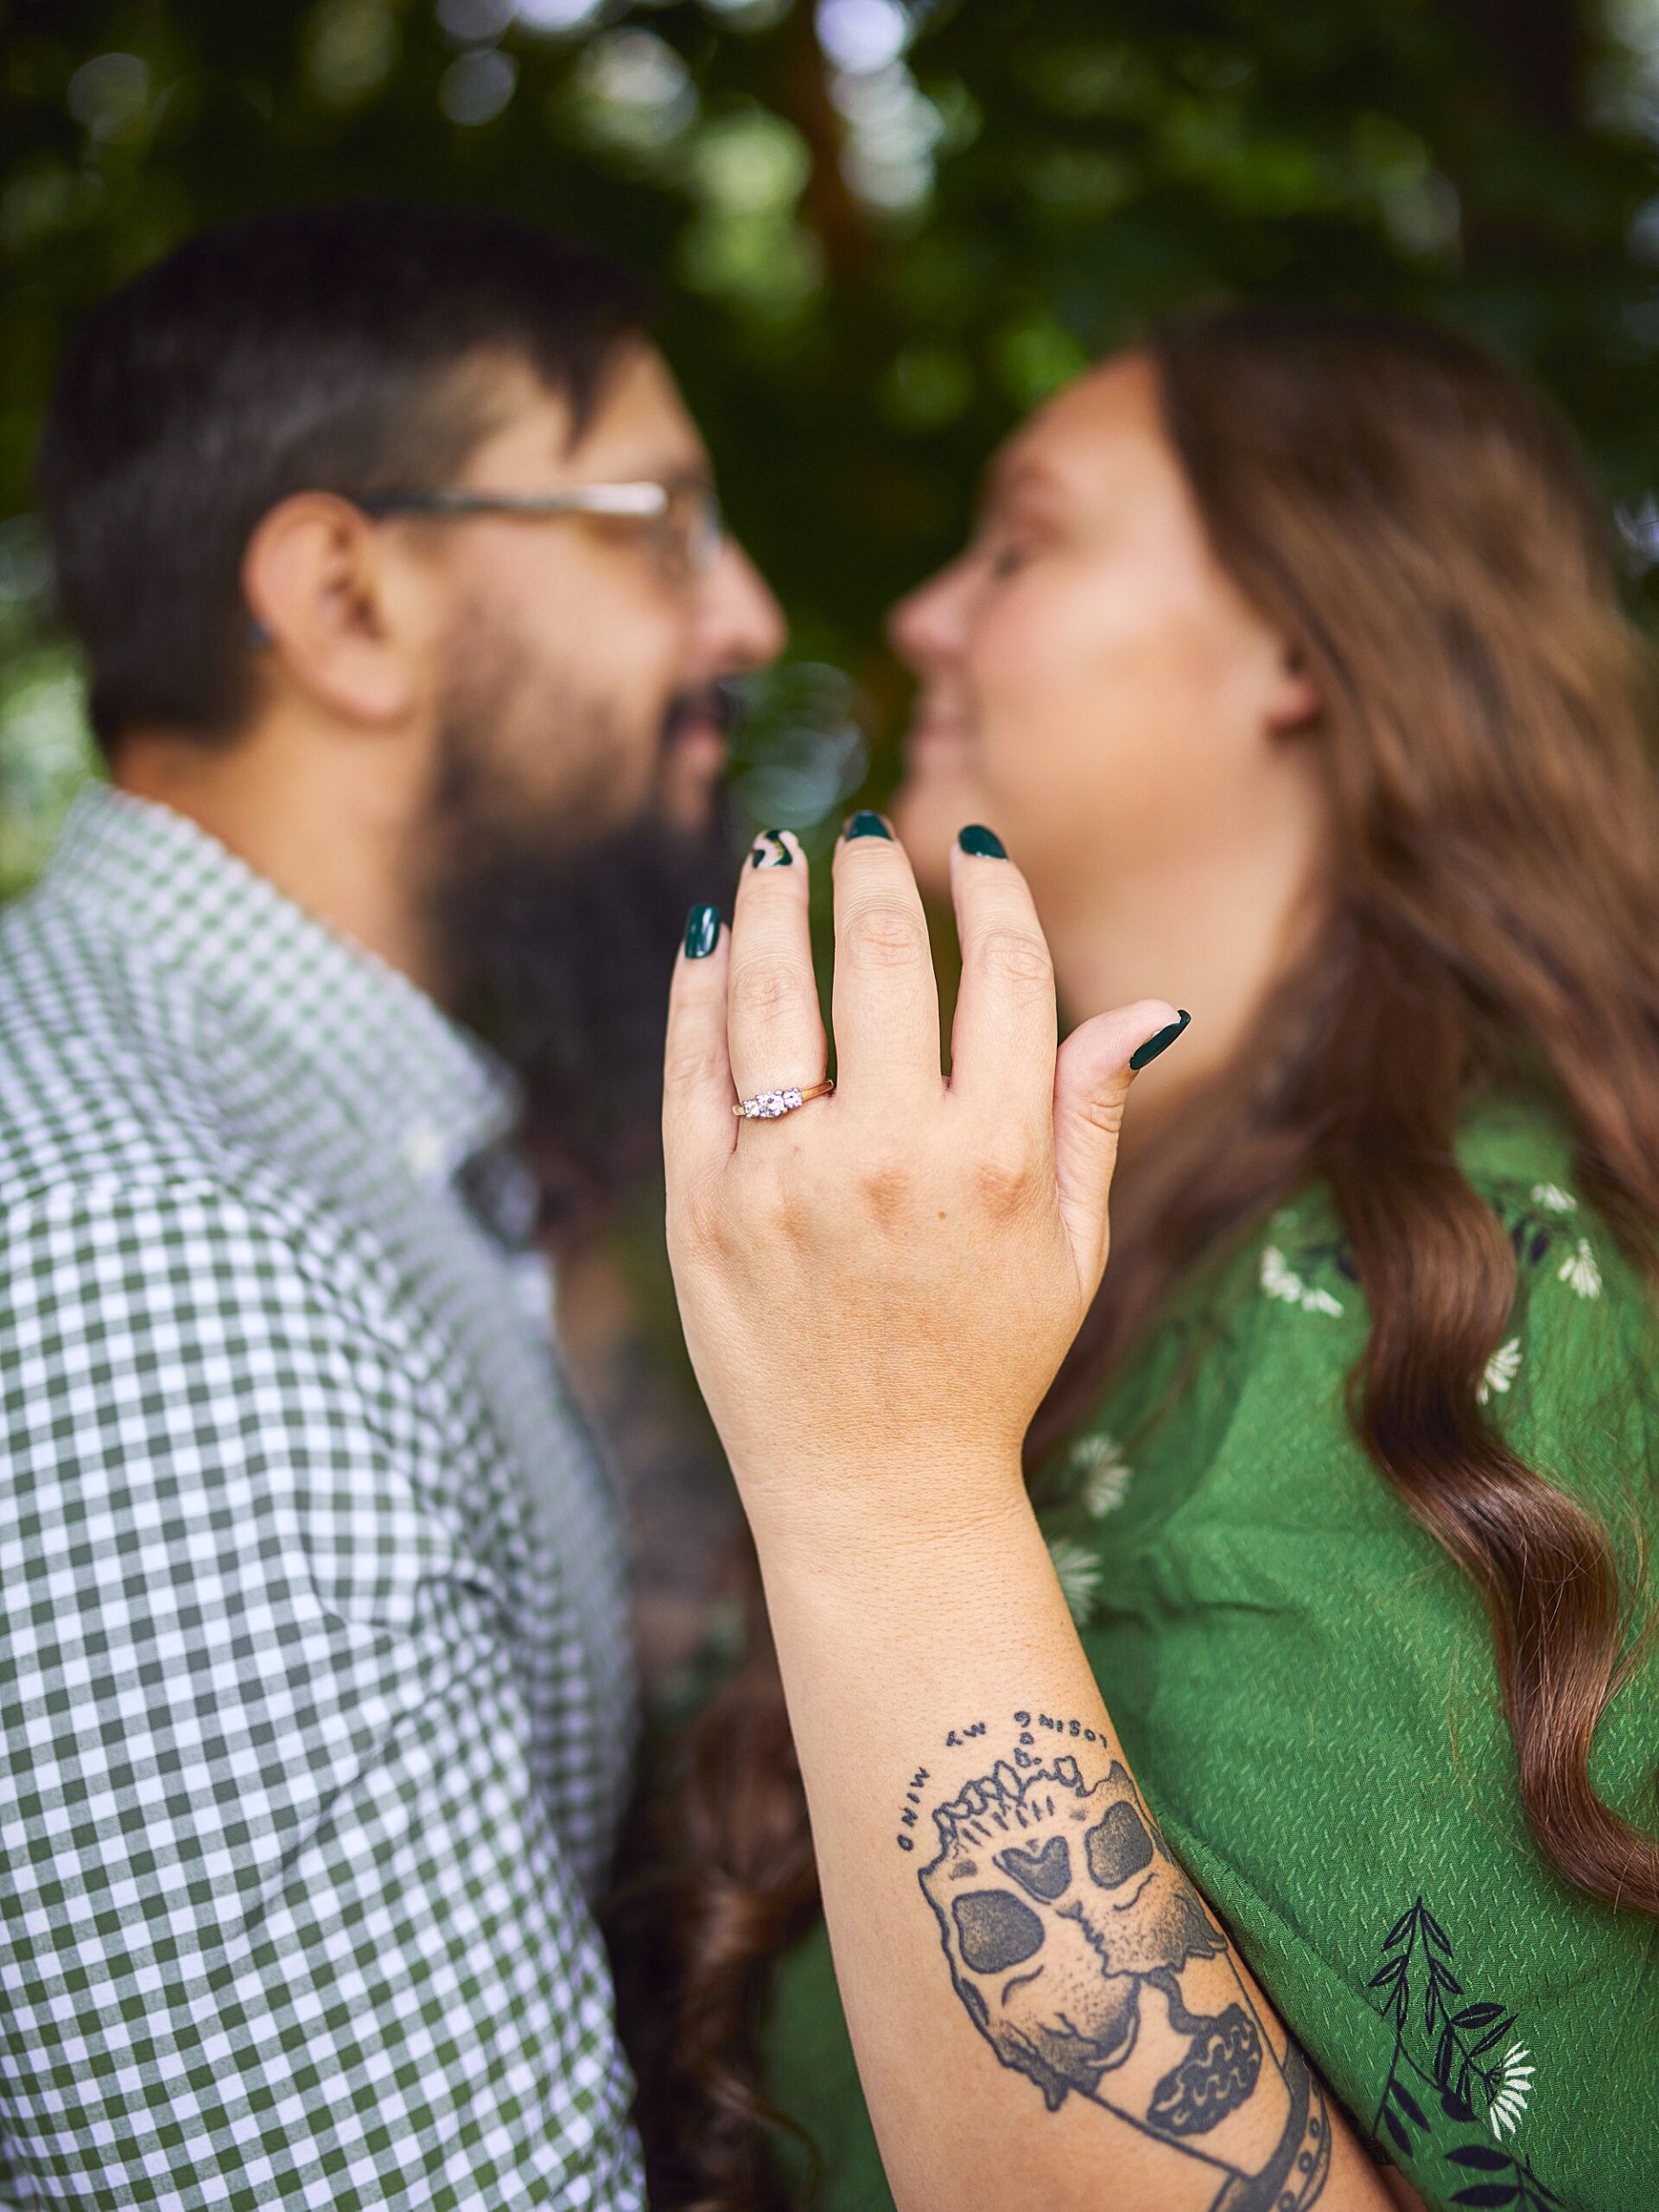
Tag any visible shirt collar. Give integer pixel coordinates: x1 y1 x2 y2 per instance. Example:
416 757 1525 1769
40 783 522 1190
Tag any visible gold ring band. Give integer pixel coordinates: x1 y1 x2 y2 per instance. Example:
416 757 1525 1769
733 1078 836 1120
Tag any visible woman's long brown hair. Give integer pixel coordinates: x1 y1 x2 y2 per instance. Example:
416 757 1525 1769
614 304 1659 2210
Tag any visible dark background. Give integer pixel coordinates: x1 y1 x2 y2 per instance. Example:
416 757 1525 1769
5 0 1659 887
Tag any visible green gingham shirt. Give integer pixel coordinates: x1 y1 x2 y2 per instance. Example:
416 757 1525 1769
0 785 643 2208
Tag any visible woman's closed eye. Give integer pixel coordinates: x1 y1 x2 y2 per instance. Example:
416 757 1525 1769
978 531 1043 580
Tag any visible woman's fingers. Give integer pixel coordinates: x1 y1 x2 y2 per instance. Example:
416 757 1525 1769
1052 1000 1188 1287
727 829 829 1110
830 813 942 1105
945 829 1059 1135
663 902 738 1194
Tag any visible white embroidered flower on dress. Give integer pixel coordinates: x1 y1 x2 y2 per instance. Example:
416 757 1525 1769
1046 1535 1103 1626
1070 1432 1133 1517
1529 1181 1577 1214
1260 1244 1345 1317
1478 1337 1522 1405
1487 2041 1535 2139
1557 1236 1602 1299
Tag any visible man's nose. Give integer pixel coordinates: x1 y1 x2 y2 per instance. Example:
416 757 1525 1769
695 537 787 676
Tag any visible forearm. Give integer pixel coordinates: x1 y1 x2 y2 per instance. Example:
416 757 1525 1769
752 1476 1393 2212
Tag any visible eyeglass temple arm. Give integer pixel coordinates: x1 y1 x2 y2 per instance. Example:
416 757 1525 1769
357 483 671 519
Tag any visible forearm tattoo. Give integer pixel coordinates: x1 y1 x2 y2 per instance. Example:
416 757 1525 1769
902 1716 1331 2210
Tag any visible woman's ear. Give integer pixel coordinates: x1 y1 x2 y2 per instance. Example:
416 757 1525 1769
242 493 423 728
1265 638 1322 737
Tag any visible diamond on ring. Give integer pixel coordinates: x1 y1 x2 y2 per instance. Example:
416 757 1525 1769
733 1078 833 1120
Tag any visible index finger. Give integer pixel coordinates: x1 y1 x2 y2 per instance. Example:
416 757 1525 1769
663 902 737 1196
946 826 1058 1129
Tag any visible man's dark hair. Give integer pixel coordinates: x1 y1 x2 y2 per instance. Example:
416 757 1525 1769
35 200 656 753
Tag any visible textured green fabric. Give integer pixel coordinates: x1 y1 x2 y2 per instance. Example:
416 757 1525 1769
762 1095 1659 2212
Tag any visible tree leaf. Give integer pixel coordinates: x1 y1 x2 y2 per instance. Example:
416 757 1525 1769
1467 2019 1516 2058
1383 2105 1413 2155
1448 2146 1513 2170
1452 2003 1506 2029
1451 2188 1518 2208
1421 1906 1452 1952
1441 2089 1478 2124
1433 2026 1456 2088
1369 1960 1405 1989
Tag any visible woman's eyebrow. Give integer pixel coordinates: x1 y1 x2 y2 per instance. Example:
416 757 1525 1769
981 452 1063 511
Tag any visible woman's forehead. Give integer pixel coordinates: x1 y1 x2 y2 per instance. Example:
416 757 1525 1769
987 355 1173 508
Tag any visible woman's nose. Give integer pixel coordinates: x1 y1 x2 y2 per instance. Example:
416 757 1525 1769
887 561 970 674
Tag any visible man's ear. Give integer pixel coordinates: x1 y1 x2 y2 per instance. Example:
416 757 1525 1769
242 493 428 728
1265 638 1322 737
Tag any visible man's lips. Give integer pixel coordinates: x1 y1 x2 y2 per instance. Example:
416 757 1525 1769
668 719 728 777
661 684 735 780
664 679 739 745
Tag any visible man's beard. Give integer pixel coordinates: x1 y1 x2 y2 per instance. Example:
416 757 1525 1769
423 677 738 1236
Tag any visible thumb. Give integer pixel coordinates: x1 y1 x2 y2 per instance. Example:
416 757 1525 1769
1052 1001 1189 1287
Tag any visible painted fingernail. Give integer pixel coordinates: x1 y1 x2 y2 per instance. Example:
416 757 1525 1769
1129 1008 1192 1071
749 829 794 868
683 904 721 959
844 810 892 841
957 824 1007 859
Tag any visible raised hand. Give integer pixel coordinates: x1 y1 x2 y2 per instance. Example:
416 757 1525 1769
662 817 1183 1535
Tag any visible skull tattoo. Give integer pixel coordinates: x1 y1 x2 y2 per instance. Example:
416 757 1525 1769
920 1758 1331 2210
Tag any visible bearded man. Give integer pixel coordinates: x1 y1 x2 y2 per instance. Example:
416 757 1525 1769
0 200 782 2208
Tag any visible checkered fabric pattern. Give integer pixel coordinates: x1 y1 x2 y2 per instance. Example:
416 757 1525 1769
0 787 643 2208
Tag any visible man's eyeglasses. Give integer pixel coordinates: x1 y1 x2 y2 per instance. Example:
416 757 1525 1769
354 480 723 586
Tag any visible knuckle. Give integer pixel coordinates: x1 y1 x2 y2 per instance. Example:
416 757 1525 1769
669 1173 727 1255
842 901 930 969
663 1039 729 1092
854 1152 916 1219
971 1138 1043 1219
976 928 1053 990
728 954 812 1022
1077 1091 1127 1142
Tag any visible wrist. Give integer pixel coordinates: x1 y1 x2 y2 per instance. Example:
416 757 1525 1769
738 1447 1033 1583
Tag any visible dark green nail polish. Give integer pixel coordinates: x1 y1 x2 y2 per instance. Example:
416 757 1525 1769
750 830 793 868
1129 1008 1192 1071
957 824 1007 859
845 810 892 841
683 904 721 959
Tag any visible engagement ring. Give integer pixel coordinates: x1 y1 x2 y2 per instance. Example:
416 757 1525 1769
734 1078 836 1120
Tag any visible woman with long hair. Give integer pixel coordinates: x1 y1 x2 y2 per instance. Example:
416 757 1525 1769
642 305 1659 2212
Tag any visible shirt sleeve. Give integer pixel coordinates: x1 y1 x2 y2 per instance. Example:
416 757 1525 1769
0 1178 644 2209
1072 1192 1659 2212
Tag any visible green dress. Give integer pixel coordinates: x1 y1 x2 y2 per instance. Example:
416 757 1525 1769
761 1095 1659 2212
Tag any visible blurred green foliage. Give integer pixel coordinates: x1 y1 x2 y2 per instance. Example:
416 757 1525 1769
4 0 1659 887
